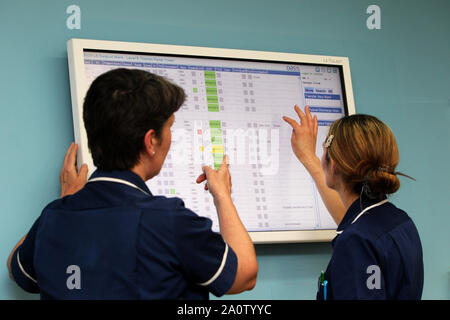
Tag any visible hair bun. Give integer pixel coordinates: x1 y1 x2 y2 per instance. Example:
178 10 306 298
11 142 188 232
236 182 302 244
351 161 400 199
366 169 400 198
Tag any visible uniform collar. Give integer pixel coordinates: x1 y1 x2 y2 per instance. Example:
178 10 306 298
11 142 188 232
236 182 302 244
336 194 387 233
89 169 152 196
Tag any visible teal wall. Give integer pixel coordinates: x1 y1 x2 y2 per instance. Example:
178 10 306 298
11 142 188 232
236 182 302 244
0 0 448 300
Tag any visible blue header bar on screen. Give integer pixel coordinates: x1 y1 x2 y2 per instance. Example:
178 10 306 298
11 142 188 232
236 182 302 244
304 93 341 100
308 106 343 113
84 59 301 76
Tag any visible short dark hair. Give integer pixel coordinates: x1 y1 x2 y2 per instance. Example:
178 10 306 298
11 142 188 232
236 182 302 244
83 68 185 171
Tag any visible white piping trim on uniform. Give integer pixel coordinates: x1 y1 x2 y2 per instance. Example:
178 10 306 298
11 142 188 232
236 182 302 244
351 199 388 224
197 243 229 287
17 250 37 283
89 176 230 287
336 199 389 235
88 177 150 196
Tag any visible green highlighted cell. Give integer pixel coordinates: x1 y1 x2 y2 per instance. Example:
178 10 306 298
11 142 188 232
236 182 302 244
205 80 217 87
209 120 221 128
204 71 216 79
213 153 224 162
193 88 198 93
170 188 176 195
208 104 219 112
211 135 222 144
205 71 219 112
210 128 222 137
209 119 224 170
213 154 224 170
206 87 218 95
207 96 218 103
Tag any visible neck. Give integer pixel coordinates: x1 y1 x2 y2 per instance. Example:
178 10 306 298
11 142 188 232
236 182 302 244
131 154 160 182
335 181 359 211
131 166 148 182
131 159 152 182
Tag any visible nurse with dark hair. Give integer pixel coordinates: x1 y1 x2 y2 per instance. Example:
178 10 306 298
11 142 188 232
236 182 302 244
283 105 423 300
7 68 257 299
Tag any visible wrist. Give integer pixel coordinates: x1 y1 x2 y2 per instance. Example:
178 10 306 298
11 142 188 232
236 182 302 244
302 156 321 174
213 191 232 206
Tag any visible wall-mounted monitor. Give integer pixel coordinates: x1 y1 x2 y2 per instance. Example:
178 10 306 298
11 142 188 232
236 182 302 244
67 38 355 243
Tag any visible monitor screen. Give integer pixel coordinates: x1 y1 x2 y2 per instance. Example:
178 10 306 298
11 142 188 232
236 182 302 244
68 39 355 243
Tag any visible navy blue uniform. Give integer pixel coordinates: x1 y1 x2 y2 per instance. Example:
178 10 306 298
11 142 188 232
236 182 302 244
317 196 424 300
10 170 237 299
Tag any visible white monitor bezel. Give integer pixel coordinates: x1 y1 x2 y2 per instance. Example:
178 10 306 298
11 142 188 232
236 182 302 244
67 38 356 244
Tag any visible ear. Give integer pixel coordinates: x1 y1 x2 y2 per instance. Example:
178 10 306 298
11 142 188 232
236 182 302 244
329 157 337 175
143 129 158 156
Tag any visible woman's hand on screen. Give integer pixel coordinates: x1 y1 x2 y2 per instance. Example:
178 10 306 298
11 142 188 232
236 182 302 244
196 155 232 203
282 105 320 172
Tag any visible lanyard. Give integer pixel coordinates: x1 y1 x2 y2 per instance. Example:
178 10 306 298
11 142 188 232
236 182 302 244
336 199 388 235
87 177 151 196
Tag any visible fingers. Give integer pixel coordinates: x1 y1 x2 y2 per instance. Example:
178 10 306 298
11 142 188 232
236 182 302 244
313 115 318 137
305 105 314 126
60 144 88 197
282 116 299 130
294 104 307 124
61 143 75 183
196 173 206 184
300 105 317 130
287 105 318 135
202 165 213 175
68 143 78 168
62 142 74 169
284 105 314 130
304 105 311 116
79 163 88 178
218 155 229 172
201 165 214 190
198 168 210 191
223 154 229 165
200 156 230 193
63 142 79 172
61 143 88 183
